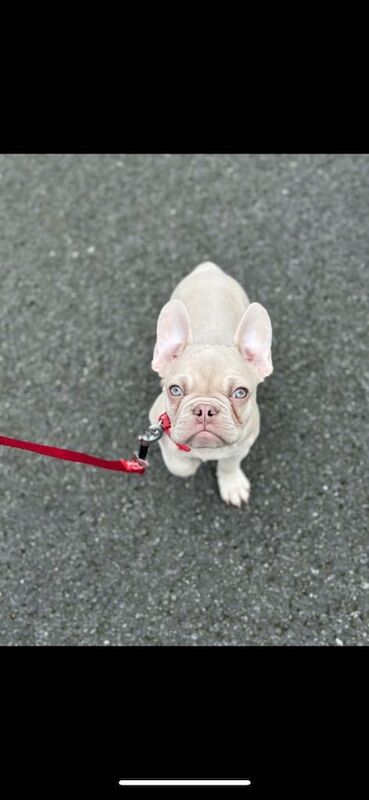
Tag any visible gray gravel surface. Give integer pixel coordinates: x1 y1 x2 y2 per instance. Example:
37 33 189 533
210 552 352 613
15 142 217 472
0 153 368 645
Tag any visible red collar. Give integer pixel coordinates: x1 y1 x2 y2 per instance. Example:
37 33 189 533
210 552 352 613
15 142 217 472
158 412 191 451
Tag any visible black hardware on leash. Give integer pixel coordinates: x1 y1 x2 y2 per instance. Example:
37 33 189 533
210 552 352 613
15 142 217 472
136 421 164 462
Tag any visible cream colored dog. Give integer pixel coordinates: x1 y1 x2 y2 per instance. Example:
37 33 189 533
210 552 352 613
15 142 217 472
149 262 273 506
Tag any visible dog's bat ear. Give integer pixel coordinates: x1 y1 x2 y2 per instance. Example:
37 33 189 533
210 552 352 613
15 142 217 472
234 302 273 379
152 299 192 374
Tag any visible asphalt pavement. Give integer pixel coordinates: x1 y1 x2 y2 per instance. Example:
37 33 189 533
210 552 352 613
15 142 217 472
0 153 368 645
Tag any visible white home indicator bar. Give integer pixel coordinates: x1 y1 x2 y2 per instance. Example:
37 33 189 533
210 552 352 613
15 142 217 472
119 781 251 787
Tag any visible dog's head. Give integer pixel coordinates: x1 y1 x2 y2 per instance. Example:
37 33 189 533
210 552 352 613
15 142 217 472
151 299 273 448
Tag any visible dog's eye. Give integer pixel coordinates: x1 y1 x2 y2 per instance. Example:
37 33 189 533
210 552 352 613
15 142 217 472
232 387 249 399
169 385 183 397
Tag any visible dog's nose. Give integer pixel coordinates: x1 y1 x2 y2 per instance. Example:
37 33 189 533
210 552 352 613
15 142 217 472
192 403 219 420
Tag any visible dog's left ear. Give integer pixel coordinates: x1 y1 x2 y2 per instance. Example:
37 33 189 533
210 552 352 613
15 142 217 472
234 302 273 379
152 299 192 374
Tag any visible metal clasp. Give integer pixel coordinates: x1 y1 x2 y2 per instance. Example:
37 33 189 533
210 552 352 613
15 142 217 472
134 421 164 464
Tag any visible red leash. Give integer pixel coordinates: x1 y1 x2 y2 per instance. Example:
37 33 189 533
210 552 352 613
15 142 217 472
0 413 191 475
0 434 145 474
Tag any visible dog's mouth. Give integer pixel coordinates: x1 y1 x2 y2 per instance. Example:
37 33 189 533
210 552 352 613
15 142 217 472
187 430 224 448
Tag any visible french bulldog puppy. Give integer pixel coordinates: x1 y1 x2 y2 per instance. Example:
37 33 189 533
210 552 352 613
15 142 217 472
149 262 273 506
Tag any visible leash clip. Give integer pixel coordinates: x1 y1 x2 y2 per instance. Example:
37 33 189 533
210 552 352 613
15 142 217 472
138 422 164 445
135 421 164 463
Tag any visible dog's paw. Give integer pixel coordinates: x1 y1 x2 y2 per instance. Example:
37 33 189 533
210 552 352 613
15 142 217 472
217 467 250 507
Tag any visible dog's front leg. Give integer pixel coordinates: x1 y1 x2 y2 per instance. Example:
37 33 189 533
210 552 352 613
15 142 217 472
159 436 201 478
216 453 251 507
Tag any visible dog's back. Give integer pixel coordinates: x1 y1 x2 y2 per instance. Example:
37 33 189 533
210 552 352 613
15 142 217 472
170 262 249 346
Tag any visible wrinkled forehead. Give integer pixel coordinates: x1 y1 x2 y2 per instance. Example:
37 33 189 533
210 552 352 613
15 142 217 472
164 345 258 394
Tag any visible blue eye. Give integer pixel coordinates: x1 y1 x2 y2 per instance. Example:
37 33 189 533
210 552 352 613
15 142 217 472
232 387 249 399
169 385 183 397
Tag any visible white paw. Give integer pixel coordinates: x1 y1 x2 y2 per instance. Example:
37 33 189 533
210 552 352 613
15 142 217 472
217 468 250 507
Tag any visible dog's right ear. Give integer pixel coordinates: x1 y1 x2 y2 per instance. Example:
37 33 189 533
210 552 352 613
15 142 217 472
151 299 192 374
234 302 273 380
